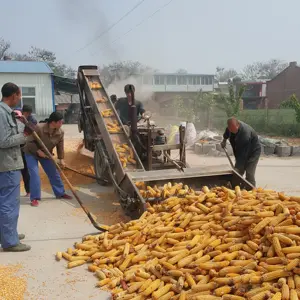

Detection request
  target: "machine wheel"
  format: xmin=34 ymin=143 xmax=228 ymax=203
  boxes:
xmin=94 ymin=141 xmax=111 ymax=185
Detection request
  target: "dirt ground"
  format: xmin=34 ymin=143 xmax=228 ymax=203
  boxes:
xmin=2 ymin=124 xmax=300 ymax=299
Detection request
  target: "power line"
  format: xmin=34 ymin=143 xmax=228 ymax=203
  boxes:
xmin=75 ymin=0 xmax=147 ymax=53
xmin=91 ymin=0 xmax=175 ymax=57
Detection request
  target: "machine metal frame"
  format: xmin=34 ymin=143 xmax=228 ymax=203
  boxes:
xmin=77 ymin=65 xmax=253 ymax=218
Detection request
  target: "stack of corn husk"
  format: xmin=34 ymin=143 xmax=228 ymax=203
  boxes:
xmin=56 ymin=183 xmax=300 ymax=300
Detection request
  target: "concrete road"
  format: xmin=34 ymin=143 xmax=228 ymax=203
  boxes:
xmin=1 ymin=125 xmax=300 ymax=299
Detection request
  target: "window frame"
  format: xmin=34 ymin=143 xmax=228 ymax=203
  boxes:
xmin=16 ymin=86 xmax=37 ymax=114
xmin=154 ymin=75 xmax=165 ymax=85
xmin=166 ymin=75 xmax=176 ymax=85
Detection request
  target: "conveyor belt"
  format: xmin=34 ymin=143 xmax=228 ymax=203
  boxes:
xmin=77 ymin=66 xmax=144 ymax=184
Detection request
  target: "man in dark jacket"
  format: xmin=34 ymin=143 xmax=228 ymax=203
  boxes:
xmin=221 ymin=117 xmax=261 ymax=186
xmin=115 ymin=84 xmax=145 ymax=125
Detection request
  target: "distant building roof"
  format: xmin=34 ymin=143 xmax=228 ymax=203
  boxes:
xmin=0 ymin=61 xmax=53 ymax=74
xmin=153 ymin=73 xmax=214 ymax=76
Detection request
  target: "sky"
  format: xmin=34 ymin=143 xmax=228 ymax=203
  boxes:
xmin=1 ymin=0 xmax=300 ymax=74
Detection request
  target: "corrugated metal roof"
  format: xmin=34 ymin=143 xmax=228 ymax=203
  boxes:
xmin=0 ymin=61 xmax=53 ymax=74
xmin=55 ymin=93 xmax=80 ymax=104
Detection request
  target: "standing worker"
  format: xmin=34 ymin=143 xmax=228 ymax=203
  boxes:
xmin=20 ymin=105 xmax=37 ymax=197
xmin=115 ymin=84 xmax=145 ymax=125
xmin=221 ymin=117 xmax=261 ymax=187
xmin=110 ymin=94 xmax=118 ymax=105
xmin=0 ymin=83 xmax=31 ymax=252
xmin=22 ymin=104 xmax=37 ymax=125
xmin=23 ymin=112 xmax=72 ymax=207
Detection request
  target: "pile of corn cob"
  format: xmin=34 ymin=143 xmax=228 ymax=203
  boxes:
xmin=56 ymin=183 xmax=300 ymax=300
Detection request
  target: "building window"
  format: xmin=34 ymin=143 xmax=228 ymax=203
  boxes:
xmin=154 ymin=75 xmax=165 ymax=85
xmin=202 ymin=77 xmax=209 ymax=85
xmin=177 ymin=76 xmax=186 ymax=85
xmin=167 ymin=75 xmax=176 ymax=85
xmin=188 ymin=76 xmax=201 ymax=85
xmin=208 ymin=76 xmax=213 ymax=85
xmin=17 ymin=87 xmax=36 ymax=113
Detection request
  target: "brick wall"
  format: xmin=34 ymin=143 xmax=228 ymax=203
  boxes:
xmin=267 ymin=62 xmax=300 ymax=108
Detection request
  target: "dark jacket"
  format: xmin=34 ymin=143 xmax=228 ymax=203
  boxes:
xmin=115 ymin=97 xmax=145 ymax=125
xmin=223 ymin=121 xmax=261 ymax=170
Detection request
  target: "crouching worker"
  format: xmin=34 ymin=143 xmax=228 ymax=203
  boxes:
xmin=23 ymin=112 xmax=72 ymax=207
xmin=221 ymin=117 xmax=261 ymax=187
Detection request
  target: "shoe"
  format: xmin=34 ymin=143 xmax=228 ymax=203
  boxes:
xmin=3 ymin=243 xmax=31 ymax=252
xmin=18 ymin=234 xmax=25 ymax=240
xmin=57 ymin=194 xmax=73 ymax=200
xmin=30 ymin=200 xmax=39 ymax=207
xmin=25 ymin=193 xmax=30 ymax=197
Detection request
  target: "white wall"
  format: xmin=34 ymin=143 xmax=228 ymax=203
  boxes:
xmin=0 ymin=73 xmax=54 ymax=118
xmin=152 ymin=84 xmax=214 ymax=92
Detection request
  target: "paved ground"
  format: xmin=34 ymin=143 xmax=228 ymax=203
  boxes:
xmin=1 ymin=125 xmax=300 ymax=299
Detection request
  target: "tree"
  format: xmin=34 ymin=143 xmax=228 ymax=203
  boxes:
xmin=9 ymin=53 xmax=32 ymax=61
xmin=216 ymin=67 xmax=238 ymax=82
xmin=280 ymin=94 xmax=300 ymax=123
xmin=194 ymin=91 xmax=216 ymax=128
xmin=0 ymin=37 xmax=76 ymax=78
xmin=174 ymin=91 xmax=216 ymax=127
xmin=242 ymin=59 xmax=288 ymax=80
xmin=215 ymin=83 xmax=245 ymax=117
xmin=0 ymin=37 xmax=11 ymax=60
xmin=176 ymin=69 xmax=188 ymax=74
xmin=100 ymin=61 xmax=154 ymax=86
xmin=28 ymin=46 xmax=56 ymax=62
xmin=27 ymin=47 xmax=76 ymax=78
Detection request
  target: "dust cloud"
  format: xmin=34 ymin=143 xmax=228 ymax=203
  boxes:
xmin=106 ymin=74 xmax=155 ymax=103
xmin=53 ymin=0 xmax=119 ymax=61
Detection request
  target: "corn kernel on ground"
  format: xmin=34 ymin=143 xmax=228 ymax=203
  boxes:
xmin=0 ymin=264 xmax=27 ymax=300
xmin=57 ymin=183 xmax=300 ymax=299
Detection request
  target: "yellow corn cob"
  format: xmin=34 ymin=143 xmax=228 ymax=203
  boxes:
xmin=272 ymin=236 xmax=285 ymax=257
xmin=290 ymin=289 xmax=299 ymax=300
xmin=142 ymin=279 xmax=160 ymax=296
xmin=214 ymin=285 xmax=231 ymax=296
xmin=271 ymin=292 xmax=282 ymax=300
xmin=281 ymin=283 xmax=289 ymax=300
xmin=56 ymin=184 xmax=300 ymax=299
xmin=67 ymin=260 xmax=86 ymax=268
xmin=262 ymin=270 xmax=292 ymax=282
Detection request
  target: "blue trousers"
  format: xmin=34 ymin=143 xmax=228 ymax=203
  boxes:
xmin=0 ymin=170 xmax=21 ymax=248
xmin=25 ymin=154 xmax=65 ymax=201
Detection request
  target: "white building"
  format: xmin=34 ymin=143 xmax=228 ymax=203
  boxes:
xmin=0 ymin=61 xmax=55 ymax=119
xmin=135 ymin=73 xmax=215 ymax=93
